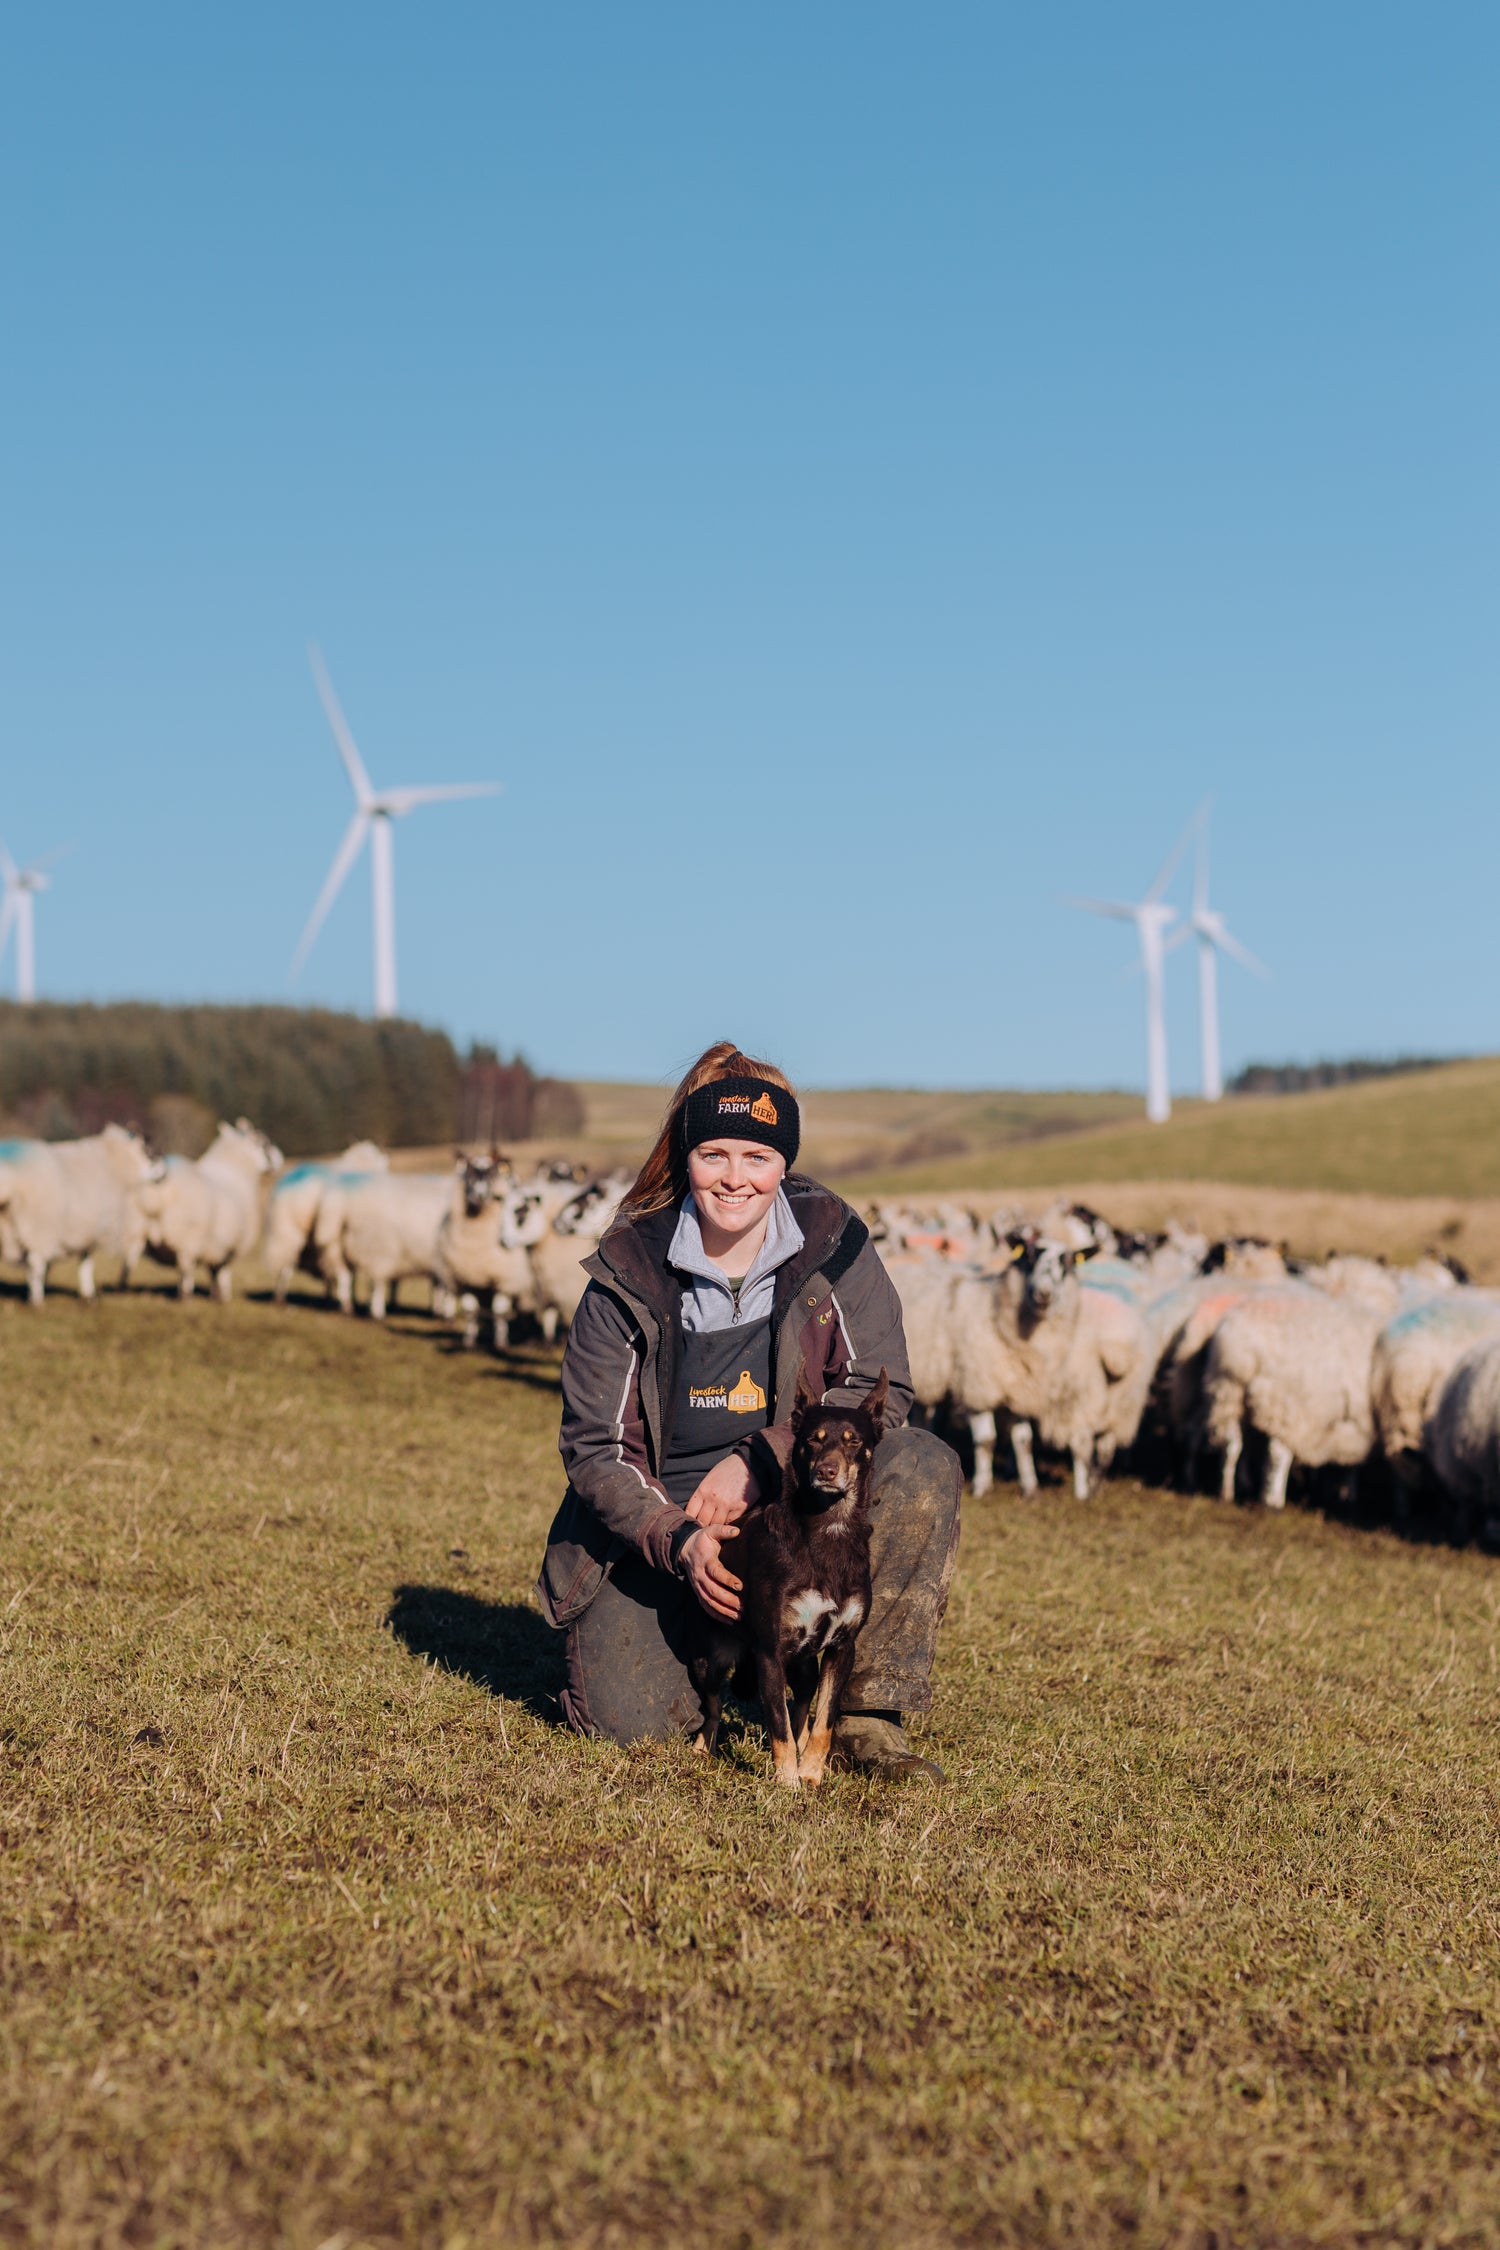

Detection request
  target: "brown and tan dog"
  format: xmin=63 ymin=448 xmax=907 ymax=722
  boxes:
xmin=690 ymin=1368 xmax=888 ymax=1788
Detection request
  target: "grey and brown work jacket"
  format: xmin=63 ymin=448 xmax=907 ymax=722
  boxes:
xmin=534 ymin=1175 xmax=913 ymax=1628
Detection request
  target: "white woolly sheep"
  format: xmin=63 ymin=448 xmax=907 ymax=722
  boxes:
xmin=0 ymin=1125 xmax=157 ymax=1303
xmin=1201 ymin=1285 xmax=1388 ymax=1509
xmin=314 ymin=1166 xmax=459 ymax=1319
xmin=1425 ymin=1335 xmax=1500 ymax=1541
xmin=136 ymin=1120 xmax=284 ymax=1301
xmin=1371 ymin=1288 xmax=1500 ymax=1483
xmin=261 ymin=1141 xmax=389 ymax=1306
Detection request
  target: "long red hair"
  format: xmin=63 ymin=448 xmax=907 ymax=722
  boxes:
xmin=621 ymin=1040 xmax=798 ymax=1221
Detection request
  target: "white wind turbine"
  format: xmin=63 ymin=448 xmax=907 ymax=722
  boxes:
xmin=291 ymin=645 xmax=501 ymax=1020
xmin=1170 ymin=804 xmax=1269 ymax=1102
xmin=0 ymin=839 xmax=69 ymax=1005
xmin=1065 ymin=823 xmax=1195 ymax=1125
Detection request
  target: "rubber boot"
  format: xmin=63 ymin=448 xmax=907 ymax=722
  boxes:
xmin=830 ymin=1710 xmax=945 ymax=1783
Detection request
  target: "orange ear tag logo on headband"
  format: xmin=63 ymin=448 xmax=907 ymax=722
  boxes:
xmin=728 ymin=1370 xmax=766 ymax=1413
xmin=750 ymin=1091 xmax=779 ymax=1125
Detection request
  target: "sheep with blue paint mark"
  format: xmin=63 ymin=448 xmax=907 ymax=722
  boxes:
xmin=261 ymin=1141 xmax=389 ymax=1305
xmin=1371 ymin=1287 xmax=1500 ymax=1485
xmin=0 ymin=1125 xmax=158 ymax=1303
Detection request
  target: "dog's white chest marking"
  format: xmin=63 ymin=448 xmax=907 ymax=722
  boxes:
xmin=786 ymin=1590 xmax=835 ymax=1647
xmin=784 ymin=1588 xmax=864 ymax=1652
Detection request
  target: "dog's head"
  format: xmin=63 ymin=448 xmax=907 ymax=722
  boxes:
xmin=788 ymin=1368 xmax=889 ymax=1509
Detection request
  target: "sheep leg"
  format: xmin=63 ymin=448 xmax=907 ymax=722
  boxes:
xmin=1072 ymin=1449 xmax=1093 ymax=1501
xmin=1009 ymin=1418 xmax=1038 ymax=1496
xmin=369 ymin=1278 xmax=388 ymax=1321
xmin=433 ymin=1284 xmax=456 ymax=1321
xmin=334 ymin=1266 xmax=353 ymax=1315
xmin=492 ymin=1296 xmax=512 ymax=1351
xmin=77 ymin=1256 xmax=96 ymax=1303
xmin=1262 ymin=1437 xmax=1294 ymax=1511
xmin=1218 ymin=1422 xmax=1242 ymax=1502
xmin=214 ymin=1264 xmax=233 ymax=1305
xmin=25 ymin=1252 xmax=45 ymax=1307
xmin=273 ymin=1266 xmax=292 ymax=1308
xmin=178 ymin=1260 xmax=195 ymax=1302
xmin=540 ymin=1306 xmax=559 ymax=1344
xmin=459 ymin=1293 xmax=480 ymax=1349
xmin=968 ymin=1409 xmax=996 ymax=1497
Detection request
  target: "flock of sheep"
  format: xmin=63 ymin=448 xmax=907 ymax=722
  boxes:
xmin=5 ymin=1119 xmax=1500 ymax=1546
xmin=873 ymin=1198 xmax=1500 ymax=1542
xmin=0 ymin=1120 xmax=629 ymax=1348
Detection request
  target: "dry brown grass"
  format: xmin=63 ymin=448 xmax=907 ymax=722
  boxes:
xmin=6 ymin=1291 xmax=1500 ymax=2243
xmin=847 ymin=1058 xmax=1500 ymax=1202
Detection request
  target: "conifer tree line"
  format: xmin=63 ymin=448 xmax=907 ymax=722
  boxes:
xmin=0 ymin=1002 xmax=584 ymax=1157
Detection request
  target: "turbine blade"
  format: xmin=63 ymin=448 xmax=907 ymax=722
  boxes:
xmin=308 ymin=644 xmax=375 ymax=807
xmin=1192 ymin=800 xmax=1212 ymax=917
xmin=1060 ymin=895 xmax=1136 ymax=920
xmin=0 ymin=891 xmax=15 ymax=960
xmin=23 ymin=842 xmax=74 ymax=878
xmin=1145 ymin=811 xmax=1198 ymax=902
xmin=290 ymin=811 xmax=370 ymax=979
xmin=1163 ymin=924 xmax=1193 ymax=954
xmin=382 ymin=781 xmax=503 ymax=817
xmin=0 ymin=838 xmax=17 ymax=885
xmin=1214 ymin=926 xmax=1270 ymax=978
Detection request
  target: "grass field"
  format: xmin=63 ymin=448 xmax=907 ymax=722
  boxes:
xmin=540 ymin=1060 xmax=1500 ymax=1205
xmin=839 ymin=1058 xmax=1500 ymax=1201
xmin=8 ymin=1294 xmax=1500 ymax=2245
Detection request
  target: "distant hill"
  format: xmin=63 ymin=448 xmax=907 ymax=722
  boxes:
xmin=838 ymin=1057 xmax=1500 ymax=1201
xmin=571 ymin=1081 xmax=1139 ymax=1183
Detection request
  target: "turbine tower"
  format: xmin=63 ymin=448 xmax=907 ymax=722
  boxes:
xmin=1065 ymin=825 xmax=1193 ymax=1125
xmin=1174 ymin=804 xmax=1268 ymax=1102
xmin=292 ymin=645 xmax=500 ymax=1019
xmin=0 ymin=840 xmax=67 ymax=1005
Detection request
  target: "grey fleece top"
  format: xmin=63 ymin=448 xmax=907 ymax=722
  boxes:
xmin=667 ymin=1189 xmax=805 ymax=1332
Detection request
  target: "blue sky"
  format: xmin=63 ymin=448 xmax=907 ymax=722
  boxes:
xmin=2 ymin=4 xmax=1495 ymax=1092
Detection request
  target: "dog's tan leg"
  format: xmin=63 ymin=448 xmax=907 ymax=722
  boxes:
xmin=798 ymin=1660 xmax=840 ymax=1787
xmin=756 ymin=1651 xmax=801 ymax=1789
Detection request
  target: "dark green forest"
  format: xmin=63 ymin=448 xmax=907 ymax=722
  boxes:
xmin=0 ymin=1003 xmax=582 ymax=1156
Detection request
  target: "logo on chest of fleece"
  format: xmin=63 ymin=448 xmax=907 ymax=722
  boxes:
xmin=688 ymin=1370 xmax=767 ymax=1414
xmin=714 ymin=1090 xmax=779 ymax=1125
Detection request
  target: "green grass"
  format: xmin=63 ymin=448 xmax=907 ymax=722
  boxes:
xmin=7 ymin=1294 xmax=1500 ymax=2244
xmin=844 ymin=1056 xmax=1500 ymax=1200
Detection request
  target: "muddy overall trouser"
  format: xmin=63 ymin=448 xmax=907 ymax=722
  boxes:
xmin=558 ymin=1425 xmax=962 ymax=1744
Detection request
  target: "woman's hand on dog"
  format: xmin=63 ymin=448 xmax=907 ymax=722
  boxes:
xmin=685 ymin=1452 xmax=761 ymax=1531
xmin=680 ymin=1526 xmax=744 ymax=1622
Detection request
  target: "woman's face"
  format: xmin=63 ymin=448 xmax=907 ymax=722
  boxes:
xmin=688 ymin=1139 xmax=786 ymax=1243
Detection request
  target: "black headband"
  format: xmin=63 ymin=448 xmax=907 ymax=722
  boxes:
xmin=679 ymin=1076 xmax=800 ymax=1171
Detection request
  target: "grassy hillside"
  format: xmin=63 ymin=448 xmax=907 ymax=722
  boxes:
xmin=572 ymin=1081 xmax=1140 ymax=1180
xmin=7 ymin=1299 xmax=1500 ymax=2243
xmin=842 ymin=1057 xmax=1500 ymax=1200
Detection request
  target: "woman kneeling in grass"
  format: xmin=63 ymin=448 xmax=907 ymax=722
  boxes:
xmin=535 ymin=1041 xmax=960 ymax=1781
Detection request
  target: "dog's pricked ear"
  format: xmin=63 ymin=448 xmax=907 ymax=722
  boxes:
xmin=794 ymin=1365 xmax=822 ymax=1416
xmin=864 ymin=1366 xmax=890 ymax=1434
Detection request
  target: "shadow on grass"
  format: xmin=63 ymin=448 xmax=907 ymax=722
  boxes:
xmin=387 ymin=1586 xmax=564 ymax=1720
